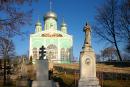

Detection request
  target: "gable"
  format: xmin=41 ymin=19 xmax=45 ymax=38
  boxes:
xmin=30 ymin=30 xmax=72 ymax=38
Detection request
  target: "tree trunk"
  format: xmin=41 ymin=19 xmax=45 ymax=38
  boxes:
xmin=111 ymin=0 xmax=122 ymax=61
xmin=114 ymin=41 xmax=122 ymax=61
xmin=3 ymin=56 xmax=6 ymax=86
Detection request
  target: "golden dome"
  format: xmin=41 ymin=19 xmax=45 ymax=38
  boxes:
xmin=44 ymin=11 xmax=57 ymax=21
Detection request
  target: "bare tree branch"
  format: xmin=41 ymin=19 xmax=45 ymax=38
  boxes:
xmin=94 ymin=0 xmax=123 ymax=61
xmin=0 ymin=0 xmax=37 ymax=38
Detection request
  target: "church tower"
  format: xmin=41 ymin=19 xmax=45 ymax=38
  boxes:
xmin=61 ymin=18 xmax=67 ymax=33
xmin=44 ymin=11 xmax=57 ymax=31
xmin=35 ymin=20 xmax=42 ymax=32
xmin=44 ymin=0 xmax=57 ymax=31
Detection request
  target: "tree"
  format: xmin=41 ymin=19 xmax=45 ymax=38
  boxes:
xmin=0 ymin=38 xmax=15 ymax=58
xmin=101 ymin=47 xmax=118 ymax=61
xmin=0 ymin=38 xmax=15 ymax=85
xmin=122 ymin=53 xmax=130 ymax=61
xmin=120 ymin=0 xmax=130 ymax=39
xmin=0 ymin=0 xmax=38 ymax=38
xmin=0 ymin=0 xmax=38 ymax=85
xmin=29 ymin=56 xmax=33 ymax=64
xmin=120 ymin=0 xmax=130 ymax=53
xmin=94 ymin=0 xmax=123 ymax=61
xmin=126 ymin=41 xmax=130 ymax=53
xmin=96 ymin=54 xmax=101 ymax=62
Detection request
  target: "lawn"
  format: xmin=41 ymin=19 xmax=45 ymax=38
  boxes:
xmin=53 ymin=63 xmax=130 ymax=87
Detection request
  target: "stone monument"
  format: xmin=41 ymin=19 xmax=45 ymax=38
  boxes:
xmin=78 ymin=22 xmax=100 ymax=87
xmin=32 ymin=59 xmax=53 ymax=87
xmin=32 ymin=46 xmax=53 ymax=87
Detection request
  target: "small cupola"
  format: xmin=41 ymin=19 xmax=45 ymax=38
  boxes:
xmin=61 ymin=18 xmax=67 ymax=33
xmin=35 ymin=19 xmax=42 ymax=32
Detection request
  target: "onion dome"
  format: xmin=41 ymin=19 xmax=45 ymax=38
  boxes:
xmin=44 ymin=11 xmax=57 ymax=21
xmin=35 ymin=19 xmax=42 ymax=32
xmin=35 ymin=21 xmax=42 ymax=26
xmin=61 ymin=18 xmax=67 ymax=33
xmin=61 ymin=17 xmax=67 ymax=27
xmin=61 ymin=22 xmax=67 ymax=27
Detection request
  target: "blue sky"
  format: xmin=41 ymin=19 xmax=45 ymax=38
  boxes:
xmin=13 ymin=0 xmax=107 ymax=58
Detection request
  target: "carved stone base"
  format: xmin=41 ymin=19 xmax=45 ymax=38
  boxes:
xmin=78 ymin=78 xmax=101 ymax=87
xmin=36 ymin=59 xmax=49 ymax=81
xmin=32 ymin=81 xmax=52 ymax=87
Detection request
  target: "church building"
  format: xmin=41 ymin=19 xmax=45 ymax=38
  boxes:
xmin=29 ymin=10 xmax=73 ymax=63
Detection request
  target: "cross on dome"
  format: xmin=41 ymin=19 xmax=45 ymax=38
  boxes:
xmin=49 ymin=0 xmax=52 ymax=12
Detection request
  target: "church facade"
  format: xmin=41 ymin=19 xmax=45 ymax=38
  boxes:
xmin=29 ymin=11 xmax=73 ymax=63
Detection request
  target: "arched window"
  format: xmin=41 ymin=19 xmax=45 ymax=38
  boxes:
xmin=46 ymin=44 xmax=58 ymax=60
xmin=61 ymin=48 xmax=65 ymax=60
xmin=32 ymin=48 xmax=38 ymax=59
xmin=66 ymin=48 xmax=70 ymax=60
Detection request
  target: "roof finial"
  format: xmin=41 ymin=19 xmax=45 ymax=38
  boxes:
xmin=61 ymin=16 xmax=67 ymax=27
xmin=86 ymin=21 xmax=89 ymax=26
xmin=62 ymin=16 xmax=65 ymax=23
xmin=38 ymin=15 xmax=40 ymax=22
xmin=36 ymin=15 xmax=41 ymax=26
xmin=49 ymin=0 xmax=52 ymax=12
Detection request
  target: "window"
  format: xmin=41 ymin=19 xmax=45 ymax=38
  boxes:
xmin=46 ymin=44 xmax=58 ymax=60
xmin=61 ymin=48 xmax=65 ymax=60
xmin=66 ymin=48 xmax=70 ymax=60
xmin=32 ymin=48 xmax=38 ymax=59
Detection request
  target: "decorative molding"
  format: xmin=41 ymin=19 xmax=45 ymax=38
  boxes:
xmin=41 ymin=33 xmax=63 ymax=37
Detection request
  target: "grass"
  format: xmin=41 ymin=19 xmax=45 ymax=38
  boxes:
xmin=54 ymin=63 xmax=130 ymax=74
xmin=103 ymin=80 xmax=130 ymax=87
xmin=53 ymin=63 xmax=130 ymax=87
xmin=0 ymin=80 xmax=16 ymax=87
xmin=53 ymin=71 xmax=130 ymax=87
xmin=53 ymin=72 xmax=79 ymax=87
xmin=0 ymin=63 xmax=130 ymax=87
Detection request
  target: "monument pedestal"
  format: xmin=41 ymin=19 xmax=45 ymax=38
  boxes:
xmin=78 ymin=78 xmax=100 ymax=87
xmin=78 ymin=23 xmax=100 ymax=87
xmin=36 ymin=60 xmax=49 ymax=81
xmin=32 ymin=59 xmax=53 ymax=87
xmin=32 ymin=81 xmax=52 ymax=87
